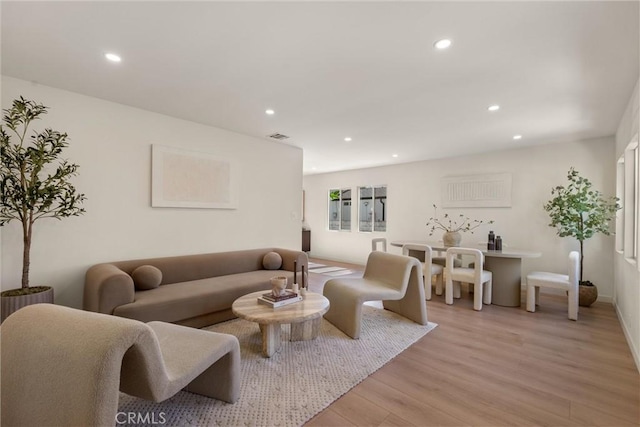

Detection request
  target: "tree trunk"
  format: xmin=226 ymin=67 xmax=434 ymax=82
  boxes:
xmin=579 ymin=239 xmax=584 ymax=283
xmin=21 ymin=220 xmax=32 ymax=288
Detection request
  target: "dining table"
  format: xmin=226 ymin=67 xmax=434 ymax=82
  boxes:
xmin=390 ymin=240 xmax=541 ymax=307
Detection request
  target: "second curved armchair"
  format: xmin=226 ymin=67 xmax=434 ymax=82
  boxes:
xmin=323 ymin=251 xmax=428 ymax=339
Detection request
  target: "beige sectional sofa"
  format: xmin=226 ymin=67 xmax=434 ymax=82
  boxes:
xmin=84 ymin=248 xmax=308 ymax=328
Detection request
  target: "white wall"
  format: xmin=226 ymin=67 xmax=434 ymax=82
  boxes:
xmin=304 ymin=137 xmax=616 ymax=300
xmin=1 ymin=76 xmax=303 ymax=308
xmin=614 ymin=77 xmax=640 ymax=370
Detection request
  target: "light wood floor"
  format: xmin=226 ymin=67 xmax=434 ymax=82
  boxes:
xmin=305 ymin=258 xmax=640 ymax=427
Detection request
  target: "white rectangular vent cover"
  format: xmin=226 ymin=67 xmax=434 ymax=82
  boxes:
xmin=441 ymin=173 xmax=512 ymax=208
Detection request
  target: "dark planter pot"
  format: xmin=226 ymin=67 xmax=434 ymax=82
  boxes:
xmin=579 ymin=284 xmax=598 ymax=307
xmin=1 ymin=286 xmax=54 ymax=323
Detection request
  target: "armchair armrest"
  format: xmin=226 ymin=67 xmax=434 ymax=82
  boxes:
xmin=83 ymin=264 xmax=135 ymax=314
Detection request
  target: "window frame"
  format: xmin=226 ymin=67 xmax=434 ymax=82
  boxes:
xmin=327 ymin=188 xmax=352 ymax=231
xmin=357 ymin=185 xmax=387 ymax=233
xmin=622 ymin=135 xmax=639 ymax=265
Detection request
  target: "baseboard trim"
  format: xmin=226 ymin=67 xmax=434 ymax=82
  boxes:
xmin=307 ymin=252 xmax=364 ymax=267
xmin=614 ymin=300 xmax=640 ymax=373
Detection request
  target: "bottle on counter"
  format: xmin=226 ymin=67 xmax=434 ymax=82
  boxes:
xmin=495 ymin=236 xmax=503 ymax=251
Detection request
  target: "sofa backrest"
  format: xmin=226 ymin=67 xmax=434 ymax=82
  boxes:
xmin=108 ymin=248 xmax=298 ymax=286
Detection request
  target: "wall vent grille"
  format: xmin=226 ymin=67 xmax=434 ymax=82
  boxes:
xmin=268 ymin=133 xmax=290 ymax=140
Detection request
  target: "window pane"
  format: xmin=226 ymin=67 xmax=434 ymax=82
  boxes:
xmin=374 ymin=186 xmax=387 ymax=231
xmin=328 ymin=189 xmax=340 ymax=230
xmin=359 ymin=187 xmax=373 ymax=232
xmin=341 ymin=189 xmax=351 ymax=231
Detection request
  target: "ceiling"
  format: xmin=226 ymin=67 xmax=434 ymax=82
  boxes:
xmin=2 ymin=1 xmax=638 ymax=175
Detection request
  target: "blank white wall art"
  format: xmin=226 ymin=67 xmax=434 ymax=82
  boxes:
xmin=151 ymin=145 xmax=238 ymax=209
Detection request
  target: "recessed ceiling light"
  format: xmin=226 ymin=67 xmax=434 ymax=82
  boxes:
xmin=265 ymin=109 xmax=275 ymax=115
xmin=344 ymin=137 xmax=352 ymax=142
xmin=434 ymin=39 xmax=452 ymax=50
xmin=392 ymin=154 xmax=399 ymax=158
xmin=487 ymin=105 xmax=500 ymax=112
xmin=104 ymin=53 xmax=121 ymax=62
xmin=513 ymin=135 xmax=523 ymax=140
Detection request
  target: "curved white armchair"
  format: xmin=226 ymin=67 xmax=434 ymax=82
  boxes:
xmin=371 ymin=237 xmax=387 ymax=252
xmin=445 ymin=247 xmax=492 ymax=311
xmin=323 ymin=251 xmax=428 ymax=339
xmin=402 ymin=243 xmax=444 ymax=300
xmin=526 ymin=251 xmax=579 ymax=320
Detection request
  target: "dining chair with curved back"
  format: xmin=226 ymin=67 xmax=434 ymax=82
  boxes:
xmin=402 ymin=243 xmax=444 ymax=300
xmin=526 ymin=251 xmax=579 ymax=320
xmin=445 ymin=247 xmax=492 ymax=311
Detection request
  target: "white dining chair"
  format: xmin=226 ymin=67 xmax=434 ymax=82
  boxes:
xmin=445 ymin=247 xmax=492 ymax=311
xmin=432 ymin=245 xmax=462 ymax=268
xmin=526 ymin=251 xmax=579 ymax=320
xmin=402 ymin=243 xmax=444 ymax=300
xmin=371 ymin=238 xmax=387 ymax=252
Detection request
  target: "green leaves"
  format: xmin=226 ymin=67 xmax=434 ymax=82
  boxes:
xmin=543 ymin=167 xmax=620 ymax=282
xmin=0 ymin=97 xmax=86 ymax=286
xmin=544 ymin=167 xmax=619 ymax=241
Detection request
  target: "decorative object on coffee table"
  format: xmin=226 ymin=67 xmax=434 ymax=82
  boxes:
xmin=0 ymin=97 xmax=86 ymax=322
xmin=426 ymin=204 xmax=493 ymax=247
xmin=270 ymin=276 xmax=287 ymax=297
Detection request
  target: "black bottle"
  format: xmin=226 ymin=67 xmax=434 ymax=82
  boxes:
xmin=487 ymin=231 xmax=495 ymax=250
xmin=495 ymin=236 xmax=503 ymax=251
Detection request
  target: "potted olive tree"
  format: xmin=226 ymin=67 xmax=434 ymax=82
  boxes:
xmin=0 ymin=97 xmax=86 ymax=322
xmin=543 ymin=167 xmax=620 ymax=306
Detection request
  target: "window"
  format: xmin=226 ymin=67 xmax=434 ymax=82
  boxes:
xmin=622 ymin=136 xmax=639 ymax=263
xmin=616 ymin=157 xmax=625 ymax=253
xmin=358 ymin=185 xmax=387 ymax=232
xmin=328 ymin=188 xmax=351 ymax=231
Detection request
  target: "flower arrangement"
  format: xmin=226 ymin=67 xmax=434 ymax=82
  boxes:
xmin=426 ymin=204 xmax=493 ymax=236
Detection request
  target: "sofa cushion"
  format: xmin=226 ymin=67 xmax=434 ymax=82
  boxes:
xmin=113 ymin=270 xmax=294 ymax=323
xmin=262 ymin=252 xmax=283 ymax=270
xmin=132 ymin=265 xmax=163 ymax=290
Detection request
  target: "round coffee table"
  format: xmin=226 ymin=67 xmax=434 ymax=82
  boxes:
xmin=231 ymin=291 xmax=330 ymax=357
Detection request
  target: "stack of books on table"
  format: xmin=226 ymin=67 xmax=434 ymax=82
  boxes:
xmin=257 ymin=290 xmax=302 ymax=308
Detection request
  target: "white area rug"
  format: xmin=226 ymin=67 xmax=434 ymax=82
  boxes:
xmin=118 ymin=306 xmax=437 ymax=427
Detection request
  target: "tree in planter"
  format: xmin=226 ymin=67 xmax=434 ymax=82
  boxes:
xmin=543 ymin=167 xmax=620 ymax=286
xmin=0 ymin=97 xmax=86 ymax=294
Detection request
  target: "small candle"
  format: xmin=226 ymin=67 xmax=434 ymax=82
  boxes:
xmin=293 ymin=260 xmax=298 ymax=285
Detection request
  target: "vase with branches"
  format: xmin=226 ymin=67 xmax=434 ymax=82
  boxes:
xmin=1 ymin=96 xmax=86 ymax=296
xmin=426 ymin=204 xmax=493 ymax=246
xmin=543 ymin=167 xmax=620 ymax=287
